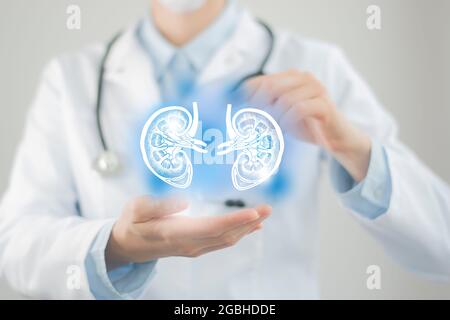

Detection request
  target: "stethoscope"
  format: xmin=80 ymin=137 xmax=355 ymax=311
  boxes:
xmin=93 ymin=20 xmax=275 ymax=207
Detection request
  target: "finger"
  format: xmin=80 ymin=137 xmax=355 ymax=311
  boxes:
xmin=137 ymin=207 xmax=255 ymax=240
xmin=249 ymin=223 xmax=263 ymax=233
xmin=221 ymin=204 xmax=271 ymax=239
xmin=218 ymin=206 xmax=269 ymax=238
xmin=166 ymin=208 xmax=258 ymax=239
xmin=247 ymin=75 xmax=305 ymax=104
xmin=270 ymin=86 xmax=323 ymax=121
xmin=243 ymin=75 xmax=266 ymax=99
xmin=275 ymin=85 xmax=323 ymax=109
xmin=247 ymin=76 xmax=285 ymax=107
xmin=195 ymin=243 xmax=231 ymax=256
xmin=245 ymin=77 xmax=274 ymax=108
xmin=189 ymin=204 xmax=271 ymax=239
xmin=150 ymin=205 xmax=270 ymax=246
xmin=244 ymin=69 xmax=308 ymax=95
xmin=279 ymin=98 xmax=328 ymax=131
xmin=221 ymin=217 xmax=265 ymax=242
xmin=243 ymin=73 xmax=289 ymax=104
xmin=253 ymin=204 xmax=272 ymax=220
xmin=196 ymin=224 xmax=264 ymax=256
xmin=211 ymin=204 xmax=270 ymax=234
xmin=195 ymin=205 xmax=271 ymax=247
xmin=244 ymin=70 xmax=314 ymax=105
xmin=196 ymin=209 xmax=260 ymax=238
xmin=131 ymin=195 xmax=190 ymax=223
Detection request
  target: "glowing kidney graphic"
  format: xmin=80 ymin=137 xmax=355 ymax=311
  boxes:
xmin=217 ymin=104 xmax=284 ymax=191
xmin=140 ymin=102 xmax=207 ymax=188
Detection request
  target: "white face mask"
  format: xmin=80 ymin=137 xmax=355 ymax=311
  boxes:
xmin=158 ymin=0 xmax=208 ymax=14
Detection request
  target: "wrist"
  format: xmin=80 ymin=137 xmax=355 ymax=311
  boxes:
xmin=105 ymin=224 xmax=132 ymax=271
xmin=331 ymin=127 xmax=372 ymax=182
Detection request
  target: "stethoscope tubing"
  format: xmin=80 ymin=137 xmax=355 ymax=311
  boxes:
xmin=96 ymin=32 xmax=122 ymax=151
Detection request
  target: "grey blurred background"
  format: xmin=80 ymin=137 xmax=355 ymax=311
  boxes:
xmin=0 ymin=0 xmax=449 ymax=299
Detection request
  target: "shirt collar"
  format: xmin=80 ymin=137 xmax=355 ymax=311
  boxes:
xmin=137 ymin=0 xmax=240 ymax=80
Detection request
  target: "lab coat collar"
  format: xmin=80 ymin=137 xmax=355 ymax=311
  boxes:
xmin=197 ymin=10 xmax=271 ymax=84
xmin=102 ymin=9 xmax=268 ymax=98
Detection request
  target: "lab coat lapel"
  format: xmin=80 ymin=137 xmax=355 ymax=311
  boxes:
xmin=103 ymin=22 xmax=161 ymax=109
xmin=101 ymin=12 xmax=268 ymax=103
xmin=198 ymin=11 xmax=270 ymax=85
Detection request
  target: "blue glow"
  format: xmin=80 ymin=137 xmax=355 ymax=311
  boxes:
xmin=127 ymin=80 xmax=294 ymax=201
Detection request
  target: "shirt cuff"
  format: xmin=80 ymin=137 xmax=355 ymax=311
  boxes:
xmin=85 ymin=220 xmax=156 ymax=299
xmin=330 ymin=140 xmax=392 ymax=220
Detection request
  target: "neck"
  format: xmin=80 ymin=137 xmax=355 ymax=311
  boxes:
xmin=151 ymin=0 xmax=226 ymax=47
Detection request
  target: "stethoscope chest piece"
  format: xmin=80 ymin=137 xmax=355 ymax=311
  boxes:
xmin=93 ymin=151 xmax=121 ymax=176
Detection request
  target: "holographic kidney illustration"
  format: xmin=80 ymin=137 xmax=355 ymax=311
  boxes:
xmin=217 ymin=104 xmax=284 ymax=191
xmin=140 ymin=102 xmax=207 ymax=188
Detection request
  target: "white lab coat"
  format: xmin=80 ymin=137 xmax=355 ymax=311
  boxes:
xmin=0 ymin=11 xmax=449 ymax=299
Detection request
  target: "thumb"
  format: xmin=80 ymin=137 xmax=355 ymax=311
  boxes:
xmin=129 ymin=195 xmax=189 ymax=223
xmin=241 ymin=75 xmax=265 ymax=100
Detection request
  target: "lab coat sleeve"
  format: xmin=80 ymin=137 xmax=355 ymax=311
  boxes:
xmin=330 ymin=140 xmax=392 ymax=220
xmin=0 ymin=59 xmax=110 ymax=299
xmin=327 ymin=47 xmax=450 ymax=280
xmin=85 ymin=221 xmax=156 ymax=299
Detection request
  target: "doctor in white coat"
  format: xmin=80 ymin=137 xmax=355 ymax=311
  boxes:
xmin=0 ymin=0 xmax=449 ymax=299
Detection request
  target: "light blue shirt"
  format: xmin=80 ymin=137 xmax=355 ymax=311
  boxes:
xmin=85 ymin=1 xmax=392 ymax=299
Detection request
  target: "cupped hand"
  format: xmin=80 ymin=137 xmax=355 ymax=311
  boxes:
xmin=106 ymin=195 xmax=271 ymax=270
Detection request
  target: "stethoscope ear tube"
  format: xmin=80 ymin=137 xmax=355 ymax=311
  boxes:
xmin=230 ymin=20 xmax=274 ymax=92
xmin=96 ymin=32 xmax=122 ymax=151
